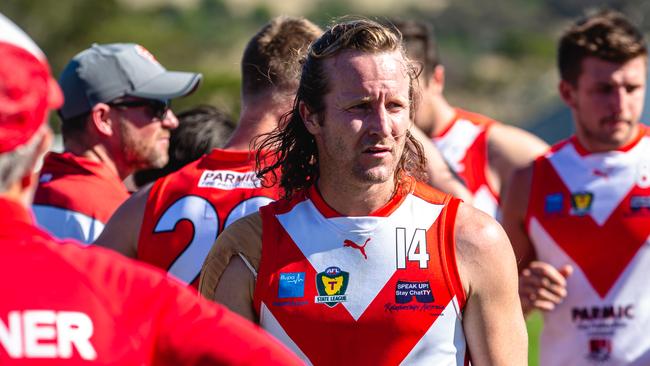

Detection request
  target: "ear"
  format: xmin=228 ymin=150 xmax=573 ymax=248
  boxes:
xmin=426 ymin=64 xmax=446 ymax=94
xmin=89 ymin=103 xmax=115 ymax=137
xmin=20 ymin=126 xmax=53 ymax=191
xmin=558 ymin=80 xmax=578 ymax=109
xmin=299 ymin=101 xmax=320 ymax=135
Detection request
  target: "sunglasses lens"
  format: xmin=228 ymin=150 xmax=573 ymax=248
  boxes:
xmin=152 ymin=100 xmax=170 ymax=120
xmin=109 ymin=99 xmax=170 ymax=119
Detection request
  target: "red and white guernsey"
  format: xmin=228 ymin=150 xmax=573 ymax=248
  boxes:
xmin=432 ymin=108 xmax=499 ymax=218
xmin=255 ymin=179 xmax=468 ymax=365
xmin=138 ymin=148 xmax=280 ymax=287
xmin=527 ymin=127 xmax=650 ymax=365
xmin=33 ymin=152 xmax=130 ymax=244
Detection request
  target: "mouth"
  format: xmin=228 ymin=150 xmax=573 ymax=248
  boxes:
xmin=157 ymin=136 xmax=170 ymax=145
xmin=602 ymin=116 xmax=631 ymax=127
xmin=363 ymin=145 xmax=392 ymax=157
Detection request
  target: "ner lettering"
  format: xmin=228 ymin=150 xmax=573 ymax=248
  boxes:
xmin=0 ymin=310 xmax=97 ymax=360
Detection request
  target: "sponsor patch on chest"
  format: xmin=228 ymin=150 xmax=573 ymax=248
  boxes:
xmin=395 ymin=280 xmax=434 ymax=304
xmin=278 ymin=272 xmax=305 ymax=298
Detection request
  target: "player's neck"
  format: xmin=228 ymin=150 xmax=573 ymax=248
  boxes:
xmin=316 ymin=176 xmax=397 ymax=216
xmin=574 ymin=124 xmax=641 ymax=153
xmin=429 ymin=96 xmax=456 ymax=136
xmin=3 ymin=178 xmax=35 ymax=209
xmin=224 ymin=103 xmax=288 ymax=151
xmin=64 ymin=140 xmax=124 ymax=179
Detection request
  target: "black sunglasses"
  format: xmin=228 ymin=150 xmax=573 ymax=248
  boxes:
xmin=108 ymin=99 xmax=171 ymax=120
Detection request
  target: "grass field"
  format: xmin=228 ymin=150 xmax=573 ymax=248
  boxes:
xmin=527 ymin=312 xmax=543 ymax=366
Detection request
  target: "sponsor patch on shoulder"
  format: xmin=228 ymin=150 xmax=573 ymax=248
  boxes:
xmin=198 ymin=170 xmax=261 ymax=190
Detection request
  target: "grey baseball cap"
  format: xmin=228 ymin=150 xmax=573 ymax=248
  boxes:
xmin=58 ymin=43 xmax=202 ymax=120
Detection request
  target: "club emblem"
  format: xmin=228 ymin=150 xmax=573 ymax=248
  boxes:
xmin=315 ymin=266 xmax=349 ymax=307
xmin=571 ymin=192 xmax=593 ymax=216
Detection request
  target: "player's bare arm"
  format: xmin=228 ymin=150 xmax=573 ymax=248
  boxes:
xmin=455 ymin=202 xmax=527 ymax=365
xmin=501 ymin=164 xmax=535 ymax=271
xmin=501 ymin=165 xmax=571 ymax=315
xmin=410 ymin=125 xmax=474 ymax=203
xmin=93 ymin=183 xmax=151 ymax=257
xmin=487 ymin=124 xmax=548 ymax=199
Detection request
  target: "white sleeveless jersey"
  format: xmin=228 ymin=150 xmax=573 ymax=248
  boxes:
xmin=432 ymin=108 xmax=499 ymax=218
xmin=254 ymin=181 xmax=468 ymax=365
xmin=526 ymin=130 xmax=650 ymax=365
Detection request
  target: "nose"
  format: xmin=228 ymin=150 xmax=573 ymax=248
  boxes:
xmin=608 ymin=86 xmax=626 ymax=115
xmin=368 ymin=105 xmax=392 ymax=138
xmin=162 ymin=110 xmax=179 ymax=130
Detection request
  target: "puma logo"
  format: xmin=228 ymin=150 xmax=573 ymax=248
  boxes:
xmin=592 ymin=169 xmax=610 ymax=179
xmin=343 ymin=238 xmax=371 ymax=259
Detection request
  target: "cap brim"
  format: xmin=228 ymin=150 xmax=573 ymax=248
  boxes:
xmin=129 ymin=71 xmax=202 ymax=101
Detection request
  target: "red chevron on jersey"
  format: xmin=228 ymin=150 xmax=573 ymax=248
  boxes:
xmin=138 ymin=149 xmax=281 ymax=287
xmin=526 ymin=128 xmax=650 ymax=365
xmin=33 ymin=152 xmax=129 ymax=243
xmin=255 ymin=180 xmax=467 ymax=365
xmin=432 ymin=108 xmax=499 ymax=217
xmin=527 ymin=129 xmax=650 ymax=297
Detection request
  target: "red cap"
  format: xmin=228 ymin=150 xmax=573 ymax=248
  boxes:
xmin=0 ymin=42 xmax=62 ymax=153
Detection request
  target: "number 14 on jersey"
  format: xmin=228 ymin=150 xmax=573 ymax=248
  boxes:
xmin=396 ymin=227 xmax=430 ymax=269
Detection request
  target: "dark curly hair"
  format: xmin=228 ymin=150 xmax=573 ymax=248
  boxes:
xmin=255 ymin=18 xmax=427 ymax=199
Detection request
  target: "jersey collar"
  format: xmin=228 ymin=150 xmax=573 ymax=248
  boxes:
xmin=306 ymin=177 xmax=414 ymax=218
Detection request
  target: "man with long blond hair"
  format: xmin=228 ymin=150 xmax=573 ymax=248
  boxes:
xmin=201 ymin=18 xmax=526 ymax=365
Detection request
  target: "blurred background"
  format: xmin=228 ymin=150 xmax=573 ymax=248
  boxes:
xmin=4 ymin=0 xmax=650 ymax=145
xmin=3 ymin=1 xmax=650 ymax=364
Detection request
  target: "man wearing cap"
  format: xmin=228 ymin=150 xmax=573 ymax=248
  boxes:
xmin=0 ymin=12 xmax=304 ymax=365
xmin=32 ymin=43 xmax=201 ymax=243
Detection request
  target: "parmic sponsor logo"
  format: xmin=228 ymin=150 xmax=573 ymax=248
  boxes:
xmin=544 ymin=193 xmax=564 ymax=214
xmin=571 ymin=191 xmax=594 ymax=216
xmin=587 ymin=338 xmax=612 ymax=362
xmin=572 ymin=305 xmax=634 ymax=322
xmin=278 ymin=272 xmax=305 ymax=299
xmin=0 ymin=310 xmax=97 ymax=360
xmin=395 ymin=280 xmax=434 ymax=304
xmin=315 ymin=266 xmax=349 ymax=308
xmin=198 ymin=170 xmax=261 ymax=190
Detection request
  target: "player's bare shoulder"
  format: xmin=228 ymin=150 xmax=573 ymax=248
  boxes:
xmin=454 ymin=202 xmax=518 ymax=294
xmin=93 ymin=182 xmax=153 ymax=256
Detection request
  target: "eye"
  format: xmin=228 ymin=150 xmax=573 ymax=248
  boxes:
xmin=595 ymin=84 xmax=614 ymax=94
xmin=386 ymin=101 xmax=406 ymax=112
xmin=625 ymin=84 xmax=641 ymax=93
xmin=347 ymin=102 xmax=372 ymax=112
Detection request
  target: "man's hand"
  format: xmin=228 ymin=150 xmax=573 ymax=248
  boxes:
xmin=519 ymin=261 xmax=573 ymax=315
